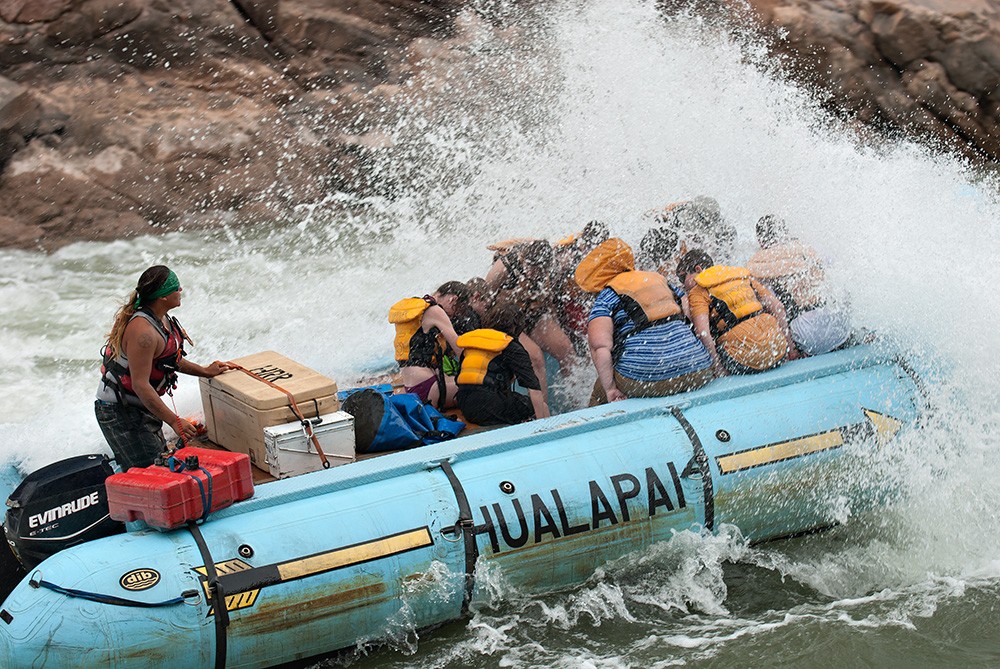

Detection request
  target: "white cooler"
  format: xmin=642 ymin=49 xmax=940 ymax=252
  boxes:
xmin=263 ymin=411 xmax=356 ymax=479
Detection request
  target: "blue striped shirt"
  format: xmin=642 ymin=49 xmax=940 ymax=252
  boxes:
xmin=589 ymin=287 xmax=712 ymax=382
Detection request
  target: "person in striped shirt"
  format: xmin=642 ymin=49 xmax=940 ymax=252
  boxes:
xmin=575 ymin=239 xmax=714 ymax=405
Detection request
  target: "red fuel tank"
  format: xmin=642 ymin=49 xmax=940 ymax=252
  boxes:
xmin=106 ymin=447 xmax=254 ymax=530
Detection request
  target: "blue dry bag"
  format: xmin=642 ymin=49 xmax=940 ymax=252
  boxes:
xmin=341 ymin=388 xmax=465 ymax=453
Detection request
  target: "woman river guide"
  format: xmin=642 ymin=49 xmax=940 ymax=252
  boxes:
xmin=95 ymin=265 xmax=233 ymax=470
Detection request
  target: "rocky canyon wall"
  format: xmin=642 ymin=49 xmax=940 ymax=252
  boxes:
xmin=2 ymin=0 xmax=999 ymax=250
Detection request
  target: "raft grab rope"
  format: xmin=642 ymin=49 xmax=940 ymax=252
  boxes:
xmin=29 ymin=572 xmax=199 ymax=608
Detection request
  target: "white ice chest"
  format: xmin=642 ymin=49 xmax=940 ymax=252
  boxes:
xmin=263 ymin=411 xmax=356 ymax=479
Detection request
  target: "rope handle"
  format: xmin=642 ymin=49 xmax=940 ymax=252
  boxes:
xmin=30 ymin=571 xmax=200 ymax=608
xmin=225 ymin=362 xmax=331 ymax=469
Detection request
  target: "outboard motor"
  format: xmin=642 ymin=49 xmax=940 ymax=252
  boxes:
xmin=4 ymin=454 xmax=125 ymax=570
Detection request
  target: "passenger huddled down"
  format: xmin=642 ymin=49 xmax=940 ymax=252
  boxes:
xmin=483 ymin=238 xmax=578 ymax=374
xmin=677 ymin=249 xmax=797 ymax=376
xmin=388 ymin=281 xmax=470 ymax=409
xmin=654 ymin=196 xmax=737 ymax=263
xmin=550 ymin=220 xmax=610 ymax=355
xmin=576 ymin=238 xmax=713 ymax=405
xmin=464 ymin=275 xmax=549 ymax=400
xmin=455 ymin=303 xmax=551 ymax=425
xmin=747 ymin=215 xmax=852 ymax=356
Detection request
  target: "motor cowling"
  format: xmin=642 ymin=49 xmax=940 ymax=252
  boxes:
xmin=4 ymin=454 xmax=125 ymax=570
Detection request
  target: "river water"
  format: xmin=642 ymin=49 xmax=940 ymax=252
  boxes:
xmin=2 ymin=0 xmax=1000 ymax=667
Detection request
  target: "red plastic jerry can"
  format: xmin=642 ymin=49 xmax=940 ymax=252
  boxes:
xmin=106 ymin=448 xmax=254 ymax=531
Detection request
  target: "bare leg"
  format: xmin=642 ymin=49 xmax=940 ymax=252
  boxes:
xmin=518 ymin=332 xmax=548 ymax=399
xmin=426 ymin=373 xmax=460 ymax=410
xmin=401 ymin=367 xmax=459 ymax=409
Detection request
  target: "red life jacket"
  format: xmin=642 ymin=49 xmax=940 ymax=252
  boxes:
xmin=100 ymin=310 xmax=185 ymax=406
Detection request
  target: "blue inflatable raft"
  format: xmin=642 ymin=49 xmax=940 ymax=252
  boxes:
xmin=0 ymin=345 xmax=921 ymax=668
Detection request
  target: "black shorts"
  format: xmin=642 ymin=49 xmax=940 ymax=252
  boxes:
xmin=456 ymin=387 xmax=534 ymax=426
xmin=94 ymin=400 xmax=166 ymax=471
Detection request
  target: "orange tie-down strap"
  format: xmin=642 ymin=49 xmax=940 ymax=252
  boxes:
xmin=227 ymin=363 xmax=331 ymax=469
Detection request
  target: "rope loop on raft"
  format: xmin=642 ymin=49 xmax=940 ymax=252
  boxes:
xmin=29 ymin=572 xmax=200 ymax=608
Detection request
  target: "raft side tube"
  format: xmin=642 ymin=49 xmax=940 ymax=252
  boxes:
xmin=205 ymin=346 xmax=909 ymax=521
xmin=0 ymin=346 xmax=921 ymax=668
xmin=0 ymin=465 xmax=468 ymax=669
xmin=686 ymin=363 xmax=919 ymax=540
xmin=0 ymin=531 xmax=212 ymax=667
xmin=445 ymin=360 xmax=918 ymax=593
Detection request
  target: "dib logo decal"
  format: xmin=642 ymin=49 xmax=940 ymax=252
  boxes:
xmin=119 ymin=568 xmax=160 ymax=591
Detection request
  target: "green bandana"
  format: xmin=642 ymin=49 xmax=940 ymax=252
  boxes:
xmin=135 ymin=270 xmax=180 ymax=308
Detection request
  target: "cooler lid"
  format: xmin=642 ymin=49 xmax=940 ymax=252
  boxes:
xmin=202 ymin=351 xmax=338 ymax=410
xmin=263 ymin=411 xmax=355 ymax=439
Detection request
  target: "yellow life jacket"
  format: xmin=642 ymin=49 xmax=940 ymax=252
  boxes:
xmin=746 ymin=241 xmax=824 ymax=316
xmin=388 ymin=297 xmax=434 ymax=364
xmin=694 ymin=266 xmax=764 ymax=337
xmin=456 ymin=329 xmax=513 ymax=386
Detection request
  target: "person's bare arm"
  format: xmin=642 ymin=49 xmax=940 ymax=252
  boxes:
xmin=423 ymin=305 xmax=464 ymax=357
xmin=518 ymin=332 xmax=548 ymax=398
xmin=529 ymin=314 xmax=576 ymax=374
xmin=528 ymin=388 xmax=550 ymax=418
xmin=178 ymin=358 xmax=233 ymax=378
xmin=756 ymin=282 xmax=799 ymax=359
xmin=587 ymin=316 xmax=625 ymax=401
xmin=690 ymin=311 xmax=725 ymax=376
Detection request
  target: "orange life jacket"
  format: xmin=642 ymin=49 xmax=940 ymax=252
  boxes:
xmin=605 ymin=271 xmax=684 ymax=361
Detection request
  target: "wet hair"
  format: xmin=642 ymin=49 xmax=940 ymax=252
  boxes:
xmin=448 ymin=278 xmax=487 ymax=333
xmin=484 ymin=301 xmax=527 ymax=338
xmin=756 ymin=214 xmax=788 ymax=249
xmin=436 ymin=280 xmax=472 ymax=305
xmin=518 ymin=240 xmax=554 ymax=277
xmin=639 ymin=227 xmax=679 ymax=267
xmin=106 ymin=265 xmax=172 ymax=358
xmin=580 ymin=220 xmax=609 ymax=248
xmin=465 ymin=277 xmax=486 ymax=295
xmin=676 ymin=249 xmax=714 ymax=281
